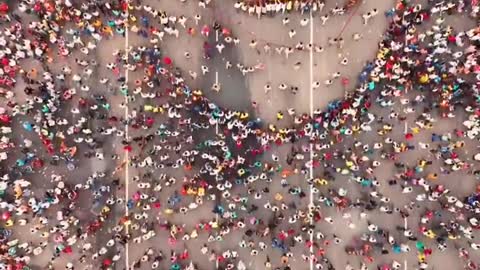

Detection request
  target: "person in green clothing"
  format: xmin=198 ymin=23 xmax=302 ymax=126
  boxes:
xmin=416 ymin=241 xmax=425 ymax=252
xmin=170 ymin=263 xmax=181 ymax=270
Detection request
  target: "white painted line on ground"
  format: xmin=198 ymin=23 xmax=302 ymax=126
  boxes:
xmin=404 ymin=22 xmax=409 ymax=270
xmin=309 ymin=10 xmax=314 ymax=270
xmin=309 ymin=12 xmax=314 ymax=117
xmin=404 ymin=217 xmax=408 ymax=270
xmin=214 ymin=30 xmax=219 ymax=91
xmin=124 ymin=3 xmax=130 ymax=269
xmin=215 ymin=247 xmax=219 ymax=269
xmin=214 ymin=75 xmax=219 ymax=269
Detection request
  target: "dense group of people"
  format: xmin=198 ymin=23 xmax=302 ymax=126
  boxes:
xmin=233 ymin=0 xmax=365 ymax=18
xmin=234 ymin=0 xmax=327 ymax=17
xmin=0 ymin=0 xmax=479 ymax=270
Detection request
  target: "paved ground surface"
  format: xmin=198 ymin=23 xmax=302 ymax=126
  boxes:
xmin=122 ymin=1 xmax=401 ymax=269
xmin=129 ymin=1 xmax=479 ymax=269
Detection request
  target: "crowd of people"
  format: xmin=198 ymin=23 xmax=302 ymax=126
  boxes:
xmin=0 ymin=0 xmax=479 ymax=270
xmin=234 ymin=0 xmax=326 ymax=17
xmin=233 ymin=0 xmax=364 ymax=18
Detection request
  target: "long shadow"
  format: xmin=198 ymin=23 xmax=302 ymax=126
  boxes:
xmin=200 ymin=29 xmax=253 ymax=113
xmin=189 ymin=26 xmax=266 ymax=215
xmin=87 ymin=47 xmax=123 ymax=266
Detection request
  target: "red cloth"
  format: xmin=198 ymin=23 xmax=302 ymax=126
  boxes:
xmin=0 ymin=3 xmax=8 ymax=13
xmin=180 ymin=250 xmax=189 ymax=260
xmin=33 ymin=3 xmax=41 ymax=12
xmin=103 ymin=259 xmax=112 ymax=266
xmin=222 ymin=28 xmax=230 ymax=36
xmin=163 ymin=57 xmax=172 ymax=65
xmin=146 ymin=117 xmax=154 ymax=127
xmin=63 ymin=246 xmax=72 ymax=254
xmin=0 ymin=114 xmax=11 ymax=123
xmin=32 ymin=158 xmax=44 ymax=169
xmin=121 ymin=1 xmax=128 ymax=11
